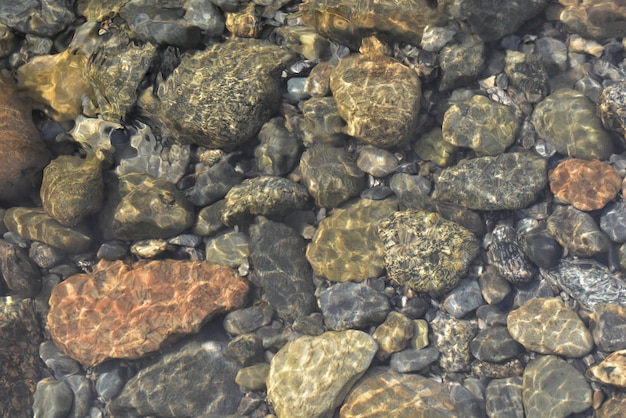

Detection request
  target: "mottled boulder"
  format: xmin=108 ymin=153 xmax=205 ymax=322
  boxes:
xmin=319 ymin=282 xmax=390 ymax=331
xmin=340 ymin=367 xmax=457 ymax=418
xmin=531 ymin=89 xmax=613 ymax=160
xmin=431 ymin=311 xmax=478 ymax=372
xmin=0 ymin=239 xmax=41 ymax=297
xmin=99 ymin=173 xmax=194 ymax=241
xmin=0 ymin=0 xmax=74 ymax=36
xmin=442 ymin=94 xmax=519 ymax=156
xmin=108 ymin=340 xmax=242 ymax=417
xmin=138 ymin=39 xmax=295 ymax=148
xmin=300 ymin=143 xmax=366 ymax=208
xmin=588 ymin=350 xmax=626 ymax=387
xmin=4 ymin=207 xmax=92 ymax=254
xmin=487 ymin=224 xmax=536 ymax=285
xmin=306 ymin=198 xmax=398 ymax=282
xmin=267 ymin=330 xmax=377 ymax=418
xmin=40 ymin=153 xmax=105 ymax=227
xmin=249 ymin=220 xmax=316 ymax=322
xmin=523 ymin=355 xmax=592 ymax=418
xmin=433 ymin=152 xmax=547 ymax=210
xmin=377 ymin=210 xmax=479 ymax=296
xmin=330 ymin=52 xmax=421 ymax=148
xmin=0 ymin=78 xmax=49 ymax=203
xmin=560 ymin=0 xmax=626 ymax=40
xmin=221 ymin=176 xmax=310 ymax=226
xmin=546 ymin=205 xmax=610 ymax=256
xmin=589 ymin=304 xmax=626 ymax=352
xmin=507 ymin=297 xmax=593 ymax=358
xmin=47 ymin=259 xmax=249 ymax=366
xmin=549 ymin=159 xmax=621 ymax=211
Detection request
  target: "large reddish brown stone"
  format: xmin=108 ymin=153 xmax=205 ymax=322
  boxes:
xmin=549 ymin=158 xmax=621 ymax=211
xmin=47 ymin=259 xmax=249 ymax=366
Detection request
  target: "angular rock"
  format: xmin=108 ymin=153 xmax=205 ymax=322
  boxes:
xmin=433 ymin=152 xmax=547 ymax=210
xmin=306 ymin=198 xmax=397 ymax=282
xmin=485 ymin=377 xmax=524 ymax=418
xmin=319 ymin=282 xmax=390 ymax=331
xmin=438 ymin=34 xmax=485 ymax=92
xmin=0 ymin=239 xmax=41 ymax=297
xmin=4 ymin=207 xmax=92 ymax=254
xmin=249 ymin=220 xmax=316 ymax=322
xmin=204 ymin=231 xmax=249 ymax=268
xmin=601 ymin=202 xmax=626 ymax=243
xmin=442 ymin=94 xmax=519 ymax=156
xmin=221 ymin=176 xmax=310 ymax=226
xmin=598 ymin=81 xmax=626 ymax=138
xmin=225 ymin=334 xmax=264 ymax=367
xmin=107 ymin=340 xmax=242 ymax=416
xmin=470 ymin=326 xmax=524 ymax=363
xmin=267 ymin=330 xmax=377 ymax=418
xmin=47 ymin=259 xmax=249 ymax=366
xmin=507 ymin=297 xmax=593 ymax=358
xmin=185 ymin=159 xmax=243 ymax=207
xmin=0 ymin=0 xmax=74 ymax=36
xmin=302 ymin=96 xmax=347 ymax=145
xmin=300 ymin=143 xmax=366 ymax=208
xmin=32 ymin=378 xmax=73 ymax=418
xmin=549 ymin=159 xmax=621 ymax=211
xmin=377 ymin=210 xmax=479 ymax=296
xmin=589 ymin=304 xmax=626 ymax=352
xmin=523 ymin=355 xmax=592 ymax=418
xmin=588 ymin=350 xmax=626 ymax=387
xmin=560 ymin=0 xmax=626 ymax=40
xmin=487 ymin=224 xmax=536 ymax=285
xmin=546 ymin=205 xmax=610 ymax=256
xmin=340 ymin=367 xmax=457 ymax=417
xmin=99 ymin=173 xmax=194 ymax=241
xmin=531 ymin=89 xmax=613 ymax=160
xmin=138 ymin=39 xmax=295 ymax=148
xmin=372 ymin=311 xmax=414 ymax=360
xmin=431 ymin=311 xmax=478 ymax=373
xmin=330 ymin=52 xmax=421 ymax=148
xmin=255 ymin=118 xmax=301 ymax=176
xmin=223 ymin=305 xmax=274 ymax=336
xmin=41 ymin=153 xmax=105 ymax=227
xmin=0 ymin=297 xmax=42 ymax=418
xmin=0 ymin=78 xmax=49 ymax=203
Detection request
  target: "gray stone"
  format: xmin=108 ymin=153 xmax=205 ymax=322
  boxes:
xmin=519 ymin=225 xmax=562 ymax=269
xmin=32 ymin=378 xmax=74 ymax=418
xmin=0 ymin=239 xmax=41 ymax=298
xmin=601 ymin=202 xmax=626 ymax=243
xmin=223 ymin=305 xmax=274 ymax=336
xmin=485 ymin=377 xmax=524 ymax=418
xmin=546 ymin=205 xmax=609 ymax=257
xmin=504 ymin=50 xmax=549 ymax=102
xmin=319 ymin=281 xmax=390 ymax=331
xmin=205 ymin=231 xmax=249 ymax=268
xmin=0 ymin=0 xmax=74 ymax=36
xmin=95 ymin=361 xmax=128 ymax=401
xmin=589 ymin=304 xmax=626 ymax=352
xmin=442 ymin=279 xmax=484 ymax=318
xmin=357 ymin=146 xmax=398 ymax=177
xmin=96 ymin=241 xmax=128 ymax=261
xmin=470 ymin=326 xmax=524 ymax=363
xmin=599 ymin=81 xmax=626 ymax=138
xmin=65 ymin=375 xmax=92 ymax=418
xmin=255 ymin=117 xmax=301 ymax=176
xmin=225 ymin=334 xmax=264 ymax=367
xmin=431 ymin=311 xmax=477 ymax=372
xmin=185 ymin=159 xmax=243 ymax=206
xmin=39 ymin=341 xmax=81 ymax=380
xmin=29 ymin=242 xmax=65 ymax=269
xmin=192 ymin=200 xmax=226 ymax=237
xmin=478 ymin=266 xmax=511 ymax=305
xmin=389 ymin=347 xmax=439 ymax=373
xmin=439 ymin=34 xmax=485 ymax=91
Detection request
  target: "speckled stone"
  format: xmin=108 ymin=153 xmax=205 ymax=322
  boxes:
xmin=431 ymin=311 xmax=478 ymax=373
xmin=340 ymin=367 xmax=457 ymax=417
xmin=442 ymin=279 xmax=484 ymax=319
xmin=267 ymin=330 xmax=377 ymax=418
xmin=601 ymin=202 xmax=626 ymax=243
xmin=546 ymin=205 xmax=610 ymax=257
xmin=504 ymin=50 xmax=549 ymax=102
xmin=249 ymin=220 xmax=316 ymax=322
xmin=300 ymin=143 xmax=366 ymax=208
xmin=598 ymin=81 xmax=626 ymax=138
xmin=99 ymin=173 xmax=194 ymax=241
xmin=0 ymin=297 xmax=42 ymax=418
xmin=485 ymin=377 xmax=524 ymax=418
xmin=470 ymin=326 xmax=524 ymax=363
xmin=377 ymin=210 xmax=479 ymax=296
xmin=531 ymin=89 xmax=613 ymax=160
xmin=221 ymin=176 xmax=310 ymax=226
xmin=433 ymin=152 xmax=547 ymax=210
xmin=523 ymin=355 xmax=592 ymax=418
xmin=29 ymin=241 xmax=65 ymax=269
xmin=442 ymin=94 xmax=519 ymax=156
xmin=472 ymin=359 xmax=524 ymax=379
xmin=319 ymin=281 xmax=390 ymax=331
xmin=306 ymin=198 xmax=398 ymax=282
xmin=107 ymin=340 xmax=242 ymax=417
xmin=47 ymin=259 xmax=249 ymax=366
xmin=589 ymin=304 xmax=626 ymax=352
xmin=372 ymin=311 xmax=414 ymax=360
xmin=204 ymin=231 xmax=249 ymax=268
xmin=32 ymin=378 xmax=73 ymax=418
xmin=549 ymin=159 xmax=621 ymax=211
xmin=559 ymin=0 xmax=626 ymax=40
xmin=487 ymin=224 xmax=536 ymax=285
xmin=587 ymin=350 xmax=626 ymax=388
xmin=255 ymin=117 xmax=301 ymax=176
xmin=413 ymin=128 xmax=458 ymax=167
xmin=330 ymin=52 xmax=421 ymax=148
xmin=438 ymin=34 xmax=485 ymax=91
xmin=0 ymin=239 xmax=41 ymax=297
xmin=507 ymin=297 xmax=593 ymax=358
xmin=4 ymin=207 xmax=92 ymax=254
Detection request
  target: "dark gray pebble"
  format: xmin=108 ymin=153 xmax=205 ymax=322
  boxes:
xmin=39 ymin=340 xmax=81 ymax=380
xmin=520 ymin=225 xmax=563 ymax=269
xmin=601 ymin=202 xmax=626 ymax=243
xmin=470 ymin=326 xmax=524 ymax=363
xmin=65 ymin=374 xmax=92 ymax=418
xmin=389 ymin=347 xmax=439 ymax=373
xmin=318 ymin=281 xmax=390 ymax=331
xmin=32 ymin=377 xmax=74 ymax=418
xmin=442 ymin=280 xmax=484 ymax=319
xmin=95 ymin=361 xmax=128 ymax=401
xmin=223 ymin=305 xmax=275 ymax=336
xmin=96 ymin=241 xmax=128 ymax=261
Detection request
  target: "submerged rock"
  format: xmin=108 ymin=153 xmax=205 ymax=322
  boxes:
xmin=559 ymin=0 xmax=626 ymax=40
xmin=0 ymin=0 xmax=74 ymax=37
xmin=546 ymin=205 xmax=610 ymax=257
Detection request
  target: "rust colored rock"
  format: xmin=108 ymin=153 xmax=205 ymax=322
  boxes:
xmin=549 ymin=158 xmax=621 ymax=211
xmin=0 ymin=78 xmax=49 ymax=202
xmin=47 ymin=259 xmax=249 ymax=366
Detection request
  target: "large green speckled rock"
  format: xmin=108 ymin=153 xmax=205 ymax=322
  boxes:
xmin=267 ymin=330 xmax=377 ymax=418
xmin=531 ymin=89 xmax=613 ymax=160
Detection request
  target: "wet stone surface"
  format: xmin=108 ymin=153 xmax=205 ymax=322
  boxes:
xmin=319 ymin=281 xmax=390 ymax=331
xmin=546 ymin=205 xmax=610 ymax=257
xmin=487 ymin=224 xmax=536 ymax=286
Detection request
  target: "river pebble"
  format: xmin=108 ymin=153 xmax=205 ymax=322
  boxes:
xmin=318 ymin=281 xmax=390 ymax=331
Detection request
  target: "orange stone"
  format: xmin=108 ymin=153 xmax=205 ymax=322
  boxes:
xmin=47 ymin=259 xmax=249 ymax=366
xmin=549 ymin=158 xmax=621 ymax=211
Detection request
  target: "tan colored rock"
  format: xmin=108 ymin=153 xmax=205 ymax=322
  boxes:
xmin=587 ymin=350 xmax=626 ymax=388
xmin=372 ymin=311 xmax=414 ymax=360
xmin=47 ymin=259 xmax=249 ymax=366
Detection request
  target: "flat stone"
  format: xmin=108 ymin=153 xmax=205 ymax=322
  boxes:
xmin=267 ymin=330 xmax=377 ymax=418
xmin=531 ymin=89 xmax=613 ymax=160
xmin=319 ymin=281 xmax=390 ymax=331
xmin=47 ymin=259 xmax=249 ymax=366
xmin=523 ymin=355 xmax=592 ymax=418
xmin=560 ymin=0 xmax=626 ymax=40
xmin=99 ymin=173 xmax=194 ymax=241
xmin=546 ymin=205 xmax=610 ymax=256
xmin=487 ymin=224 xmax=536 ymax=285
xmin=389 ymin=347 xmax=439 ymax=373
xmin=249 ymin=220 xmax=316 ymax=322
xmin=485 ymin=377 xmax=524 ymax=418
xmin=107 ymin=340 xmax=242 ymax=417
xmin=340 ymin=367 xmax=457 ymax=417
xmin=0 ymin=297 xmax=42 ymax=418
xmin=470 ymin=326 xmax=524 ymax=363
xmin=377 ymin=210 xmax=479 ymax=296
xmin=221 ymin=176 xmax=310 ymax=226
xmin=222 ymin=304 xmax=274 ymax=336
xmin=0 ymin=239 xmax=41 ymax=297
xmin=236 ymin=363 xmax=270 ymax=391
xmin=442 ymin=279 xmax=484 ymax=318
xmin=589 ymin=304 xmax=626 ymax=352
xmin=306 ymin=198 xmax=398 ymax=282
xmin=431 ymin=311 xmax=478 ymax=373
xmin=549 ymin=159 xmax=621 ymax=211
xmin=205 ymin=231 xmax=249 ymax=268
xmin=507 ymin=297 xmax=593 ymax=358
xmin=357 ymin=146 xmax=399 ymax=177
xmin=442 ymin=94 xmax=519 ymax=156
xmin=32 ymin=378 xmax=73 ymax=418
xmin=372 ymin=311 xmax=414 ymax=360
xmin=472 ymin=359 xmax=524 ymax=379
xmin=601 ymin=202 xmax=626 ymax=243
xmin=433 ymin=152 xmax=547 ymax=210
xmin=4 ymin=207 xmax=92 ymax=254
xmin=587 ymin=350 xmax=626 ymax=388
